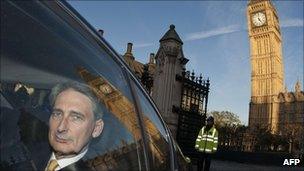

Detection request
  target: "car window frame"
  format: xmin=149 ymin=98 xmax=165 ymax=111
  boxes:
xmin=127 ymin=75 xmax=176 ymax=171
xmin=44 ymin=3 xmax=177 ymax=169
xmin=45 ymin=0 xmax=129 ymax=70
xmin=3 ymin=1 xmax=180 ymax=170
xmin=1 ymin=1 xmax=150 ymax=170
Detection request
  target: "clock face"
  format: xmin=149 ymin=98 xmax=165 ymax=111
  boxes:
xmin=252 ymin=12 xmax=266 ymax=26
xmin=99 ymin=84 xmax=112 ymax=94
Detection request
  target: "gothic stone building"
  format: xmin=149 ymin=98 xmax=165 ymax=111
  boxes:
xmin=122 ymin=25 xmax=209 ymax=144
xmin=246 ymin=0 xmax=304 ymax=151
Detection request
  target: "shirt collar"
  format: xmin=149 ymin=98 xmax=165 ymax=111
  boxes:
xmin=49 ymin=148 xmax=88 ymax=171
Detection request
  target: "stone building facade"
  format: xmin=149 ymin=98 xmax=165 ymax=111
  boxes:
xmin=122 ymin=25 xmax=208 ymax=140
xmin=122 ymin=25 xmax=189 ymax=138
xmin=151 ymin=25 xmax=189 ymax=138
xmin=246 ymin=0 xmax=304 ymax=152
xmin=276 ymin=82 xmax=304 ymax=136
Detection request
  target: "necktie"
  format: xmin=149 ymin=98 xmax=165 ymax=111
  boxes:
xmin=46 ymin=159 xmax=59 ymax=171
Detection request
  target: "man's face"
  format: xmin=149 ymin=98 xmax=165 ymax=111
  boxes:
xmin=48 ymin=89 xmax=103 ymax=158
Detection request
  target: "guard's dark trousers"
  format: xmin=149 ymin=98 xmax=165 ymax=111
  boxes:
xmin=197 ymin=153 xmax=212 ymax=171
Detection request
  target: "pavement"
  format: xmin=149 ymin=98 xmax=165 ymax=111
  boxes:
xmin=192 ymin=160 xmax=304 ymax=171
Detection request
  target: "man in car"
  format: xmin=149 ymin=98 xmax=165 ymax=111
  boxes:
xmin=195 ymin=116 xmax=218 ymax=171
xmin=45 ymin=82 xmax=104 ymax=171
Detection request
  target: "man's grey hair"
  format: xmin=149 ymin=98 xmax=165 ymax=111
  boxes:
xmin=49 ymin=81 xmax=103 ymax=120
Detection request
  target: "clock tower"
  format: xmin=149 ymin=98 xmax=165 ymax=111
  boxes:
xmin=247 ymin=0 xmax=284 ymax=132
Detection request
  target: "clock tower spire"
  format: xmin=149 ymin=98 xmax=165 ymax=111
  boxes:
xmin=247 ymin=0 xmax=284 ymax=132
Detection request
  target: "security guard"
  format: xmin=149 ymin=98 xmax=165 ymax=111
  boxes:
xmin=195 ymin=116 xmax=218 ymax=171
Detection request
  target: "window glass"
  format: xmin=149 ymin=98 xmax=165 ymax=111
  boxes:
xmin=1 ymin=1 xmax=145 ymax=170
xmin=132 ymin=83 xmax=172 ymax=170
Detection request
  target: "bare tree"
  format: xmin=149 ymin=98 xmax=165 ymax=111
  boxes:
xmin=208 ymin=111 xmax=245 ymax=151
xmin=209 ymin=111 xmax=241 ymax=127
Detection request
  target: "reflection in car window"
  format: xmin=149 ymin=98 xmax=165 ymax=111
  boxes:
xmin=77 ymin=68 xmax=146 ymax=170
xmin=133 ymin=84 xmax=172 ymax=171
xmin=1 ymin=1 xmax=145 ymax=170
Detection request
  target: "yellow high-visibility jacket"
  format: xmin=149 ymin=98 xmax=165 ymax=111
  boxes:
xmin=195 ymin=126 xmax=218 ymax=153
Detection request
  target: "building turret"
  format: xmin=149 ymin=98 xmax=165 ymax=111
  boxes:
xmin=152 ymin=25 xmax=187 ymax=138
xmin=295 ymin=80 xmax=302 ymax=93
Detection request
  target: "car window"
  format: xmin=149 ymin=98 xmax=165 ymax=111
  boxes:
xmin=1 ymin=1 xmax=145 ymax=170
xmin=132 ymin=82 xmax=172 ymax=170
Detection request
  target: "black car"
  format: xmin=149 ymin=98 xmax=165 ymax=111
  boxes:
xmin=1 ymin=1 xmax=190 ymax=170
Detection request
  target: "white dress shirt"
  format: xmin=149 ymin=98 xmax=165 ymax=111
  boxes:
xmin=46 ymin=148 xmax=88 ymax=171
